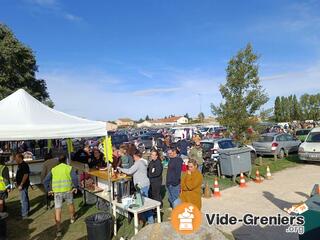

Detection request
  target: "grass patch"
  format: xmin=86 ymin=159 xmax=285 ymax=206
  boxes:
xmin=203 ymin=154 xmax=300 ymax=188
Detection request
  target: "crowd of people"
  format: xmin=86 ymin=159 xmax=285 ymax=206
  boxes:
xmin=70 ymin=134 xmax=205 ymax=224
xmin=0 ymin=133 xmax=207 ymax=237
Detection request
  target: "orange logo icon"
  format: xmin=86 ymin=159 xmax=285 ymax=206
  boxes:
xmin=171 ymin=202 xmax=202 ymax=235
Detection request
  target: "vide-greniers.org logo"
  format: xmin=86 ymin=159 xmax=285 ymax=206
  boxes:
xmin=206 ymin=213 xmax=305 ymax=235
xmin=171 ymin=206 xmax=305 ymax=236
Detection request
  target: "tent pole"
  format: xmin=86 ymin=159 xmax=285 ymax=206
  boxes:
xmin=67 ymin=139 xmax=71 ymax=165
xmin=105 ymin=135 xmax=113 ymax=215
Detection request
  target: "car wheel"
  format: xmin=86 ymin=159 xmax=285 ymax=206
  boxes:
xmin=278 ymin=149 xmax=285 ymax=159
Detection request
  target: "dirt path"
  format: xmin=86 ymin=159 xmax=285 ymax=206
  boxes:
xmin=201 ymin=164 xmax=320 ymax=240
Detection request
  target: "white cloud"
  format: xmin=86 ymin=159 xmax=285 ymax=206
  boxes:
xmin=138 ymin=70 xmax=153 ymax=79
xmin=38 ymin=60 xmax=320 ymax=121
xmin=261 ymin=63 xmax=320 ymax=97
xmin=25 ymin=0 xmax=83 ymax=23
xmin=28 ymin=0 xmax=57 ymax=7
xmin=38 ymin=68 xmax=222 ymax=120
xmin=133 ymin=88 xmax=181 ymax=96
xmin=64 ymin=13 xmax=82 ymax=22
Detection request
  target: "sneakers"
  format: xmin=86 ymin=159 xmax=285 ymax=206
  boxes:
xmin=70 ymin=217 xmax=76 ymax=224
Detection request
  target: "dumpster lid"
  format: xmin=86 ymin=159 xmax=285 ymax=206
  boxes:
xmin=219 ymin=147 xmax=251 ymax=155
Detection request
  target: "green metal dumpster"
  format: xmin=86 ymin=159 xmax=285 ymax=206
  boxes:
xmin=299 ymin=195 xmax=320 ymax=240
xmin=219 ymin=147 xmax=252 ymax=181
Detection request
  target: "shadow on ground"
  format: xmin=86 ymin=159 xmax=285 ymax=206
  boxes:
xmin=231 ymin=191 xmax=301 ymax=240
xmin=263 ymin=191 xmax=297 ymax=210
xmin=29 ymin=219 xmax=71 ymax=240
xmin=233 ymin=225 xmax=299 ymax=240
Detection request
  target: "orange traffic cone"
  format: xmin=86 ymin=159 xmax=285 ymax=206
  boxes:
xmin=239 ymin=172 xmax=247 ymax=188
xmin=266 ymin=166 xmax=272 ymax=180
xmin=254 ymin=169 xmax=262 ymax=183
xmin=317 ymin=185 xmax=320 ymax=195
xmin=213 ymin=178 xmax=221 ymax=198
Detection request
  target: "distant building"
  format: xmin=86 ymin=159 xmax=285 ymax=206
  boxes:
xmin=106 ymin=121 xmax=118 ymax=131
xmin=137 ymin=120 xmax=153 ymax=128
xmin=136 ymin=116 xmax=188 ymax=127
xmin=153 ymin=116 xmax=188 ymax=126
xmin=116 ymin=118 xmax=134 ymax=127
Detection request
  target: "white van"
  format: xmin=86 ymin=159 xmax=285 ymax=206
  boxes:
xmin=298 ymin=127 xmax=320 ymax=161
xmin=171 ymin=127 xmax=197 ymax=142
xmin=198 ymin=125 xmax=220 ymax=135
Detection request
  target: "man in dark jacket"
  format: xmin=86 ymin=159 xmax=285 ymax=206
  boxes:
xmin=176 ymin=139 xmax=189 ymax=156
xmin=166 ymin=147 xmax=183 ymax=208
xmin=147 ymin=150 xmax=163 ymax=207
xmin=73 ymin=145 xmax=90 ymax=164
xmin=15 ymin=153 xmax=30 ymax=219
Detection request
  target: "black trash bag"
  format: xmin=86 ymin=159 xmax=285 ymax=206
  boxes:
xmin=96 ymin=198 xmax=110 ymax=212
xmin=0 ymin=213 xmax=8 ymax=240
xmin=85 ymin=212 xmax=113 ymax=240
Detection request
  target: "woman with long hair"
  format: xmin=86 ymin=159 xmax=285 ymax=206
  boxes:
xmin=147 ymin=149 xmax=163 ymax=207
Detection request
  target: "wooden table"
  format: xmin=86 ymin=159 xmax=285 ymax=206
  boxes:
xmin=70 ymin=161 xmax=161 ymax=235
xmin=70 ymin=161 xmax=131 ymax=204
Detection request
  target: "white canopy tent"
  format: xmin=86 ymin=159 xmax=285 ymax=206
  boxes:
xmin=0 ymin=89 xmax=107 ymax=141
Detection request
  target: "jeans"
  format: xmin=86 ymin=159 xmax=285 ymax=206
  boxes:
xmin=167 ymin=185 xmax=181 ymax=208
xmin=140 ymin=186 xmax=154 ymax=224
xmin=20 ymin=187 xmax=30 ymax=217
xmin=198 ymin=164 xmax=203 ymax=174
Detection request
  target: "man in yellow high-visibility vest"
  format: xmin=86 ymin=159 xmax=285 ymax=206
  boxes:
xmin=0 ymin=158 xmax=10 ymax=213
xmin=44 ymin=155 xmax=78 ymax=238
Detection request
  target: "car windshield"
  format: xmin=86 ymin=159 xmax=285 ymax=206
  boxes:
xmin=257 ymin=136 xmax=274 ymax=142
xmin=200 ymin=127 xmax=209 ymax=132
xmin=112 ymin=135 xmax=128 ymax=143
xmin=296 ymin=130 xmax=310 ymax=136
xmin=141 ymin=135 xmax=152 ymax=140
xmin=306 ymin=132 xmax=320 ymax=143
xmin=201 ymin=142 xmax=213 ymax=151
xmin=218 ymin=140 xmax=236 ymax=149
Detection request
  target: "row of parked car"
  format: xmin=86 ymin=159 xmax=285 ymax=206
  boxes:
xmin=200 ymin=127 xmax=320 ymax=173
xmin=107 ymin=126 xmax=320 ymax=170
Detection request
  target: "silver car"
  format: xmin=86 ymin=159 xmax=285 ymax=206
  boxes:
xmin=253 ymin=133 xmax=301 ymax=158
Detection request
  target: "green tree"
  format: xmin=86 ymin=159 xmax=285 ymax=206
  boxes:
xmin=184 ymin=113 xmax=190 ymax=119
xmin=300 ymin=94 xmax=310 ymax=120
xmin=309 ymin=94 xmax=319 ymax=120
xmin=198 ymin=112 xmax=205 ymax=122
xmin=0 ymin=24 xmax=53 ymax=106
xmin=292 ymin=95 xmax=301 ymax=120
xmin=212 ymin=43 xmax=269 ymax=142
xmin=280 ymin=96 xmax=287 ymax=122
xmin=145 ymin=115 xmax=150 ymax=121
xmin=260 ymin=108 xmax=273 ymax=122
xmin=274 ymin=97 xmax=281 ymax=122
xmin=137 ymin=118 xmax=144 ymax=123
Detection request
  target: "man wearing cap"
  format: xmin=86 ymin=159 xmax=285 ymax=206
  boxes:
xmin=44 ymin=155 xmax=78 ymax=237
xmin=188 ymin=140 xmax=204 ymax=173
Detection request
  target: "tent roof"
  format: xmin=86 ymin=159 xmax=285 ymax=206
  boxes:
xmin=0 ymin=89 xmax=107 ymax=141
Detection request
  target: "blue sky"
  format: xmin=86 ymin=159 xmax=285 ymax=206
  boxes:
xmin=1 ymin=0 xmax=320 ymax=120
